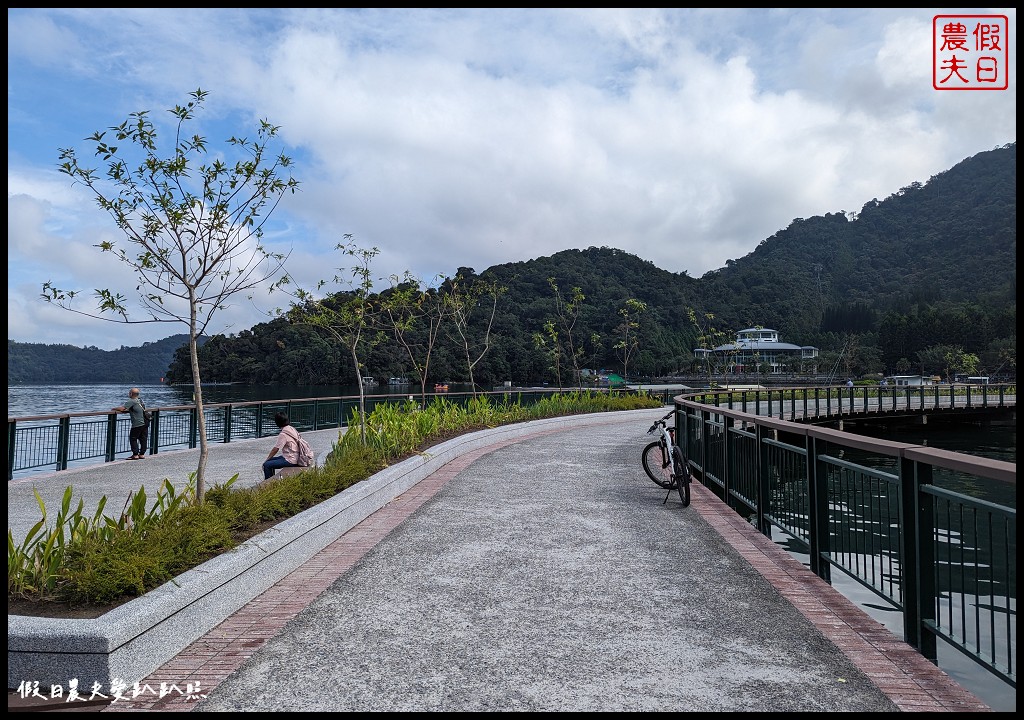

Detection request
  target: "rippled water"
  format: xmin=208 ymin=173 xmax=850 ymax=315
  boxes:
xmin=7 ymin=382 xmax=440 ymax=418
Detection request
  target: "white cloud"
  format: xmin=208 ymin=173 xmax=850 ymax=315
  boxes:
xmin=7 ymin=8 xmax=1016 ymax=350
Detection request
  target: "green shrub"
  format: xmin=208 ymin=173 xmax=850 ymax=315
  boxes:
xmin=9 ymin=390 xmax=661 ymax=608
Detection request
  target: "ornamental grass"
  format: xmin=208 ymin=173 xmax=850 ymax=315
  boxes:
xmin=8 ymin=390 xmax=661 ymax=608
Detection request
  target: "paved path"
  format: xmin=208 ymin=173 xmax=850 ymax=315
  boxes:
xmin=8 ymin=411 xmax=990 ymax=712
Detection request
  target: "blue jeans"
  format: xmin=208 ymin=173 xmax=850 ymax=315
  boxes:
xmin=263 ymin=455 xmax=297 ymax=480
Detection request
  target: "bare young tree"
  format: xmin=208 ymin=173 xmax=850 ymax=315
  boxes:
xmin=43 ymin=89 xmax=299 ymax=502
xmin=687 ymin=308 xmax=732 ymax=387
xmin=444 ymin=272 xmax=506 ymax=397
xmin=379 ymin=271 xmax=450 ymax=407
xmin=533 ymin=319 xmax=564 ymax=390
xmin=548 ymin=278 xmax=586 ymax=388
xmin=288 ymin=237 xmax=380 ymax=445
xmin=614 ymin=298 xmax=646 ymax=382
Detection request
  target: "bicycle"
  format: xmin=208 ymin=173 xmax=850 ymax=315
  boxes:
xmin=641 ymin=410 xmax=691 ymax=506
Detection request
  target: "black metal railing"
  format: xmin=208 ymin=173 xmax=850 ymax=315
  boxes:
xmin=674 ymin=383 xmax=1016 ymax=691
xmin=9 ymin=387 xmax=668 ymax=480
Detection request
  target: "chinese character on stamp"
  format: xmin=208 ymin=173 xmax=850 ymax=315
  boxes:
xmin=933 ymin=14 xmax=1009 ymax=90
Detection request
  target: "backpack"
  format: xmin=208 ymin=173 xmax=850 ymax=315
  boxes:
xmin=141 ymin=401 xmax=153 ymax=424
xmin=292 ymin=430 xmax=315 ymax=467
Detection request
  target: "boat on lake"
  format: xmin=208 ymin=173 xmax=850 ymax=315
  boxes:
xmin=388 ymin=377 xmax=410 ymax=385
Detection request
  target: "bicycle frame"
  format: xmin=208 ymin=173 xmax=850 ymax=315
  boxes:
xmin=643 ymin=410 xmax=691 ymax=506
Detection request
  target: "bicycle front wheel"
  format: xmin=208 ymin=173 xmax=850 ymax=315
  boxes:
xmin=642 ymin=440 xmax=673 ymax=488
xmin=672 ymin=445 xmax=691 ymax=507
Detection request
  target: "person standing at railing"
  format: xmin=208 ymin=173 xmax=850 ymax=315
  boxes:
xmin=112 ymin=387 xmax=149 ymax=460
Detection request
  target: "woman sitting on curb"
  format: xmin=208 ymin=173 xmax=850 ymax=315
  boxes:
xmin=262 ymin=412 xmax=305 ymax=480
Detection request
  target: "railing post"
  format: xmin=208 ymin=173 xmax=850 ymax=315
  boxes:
xmin=56 ymin=416 xmax=71 ymax=471
xmin=901 ymin=455 xmax=934 ymax=661
xmin=223 ymin=404 xmax=233 ymax=443
xmin=149 ymin=411 xmax=160 ymax=457
xmin=807 ymin=435 xmax=831 ymax=582
xmin=106 ymin=413 xmax=118 ymax=462
xmin=699 ymin=408 xmax=710 ymax=490
xmin=755 ymin=423 xmax=771 ymax=536
xmin=189 ymin=407 xmax=199 ymax=448
xmin=8 ymin=419 xmax=17 ymax=480
xmin=723 ymin=414 xmax=734 ymax=505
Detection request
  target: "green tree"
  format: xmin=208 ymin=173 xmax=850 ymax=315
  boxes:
xmin=533 ymin=319 xmax=563 ymax=389
xmin=445 ymin=272 xmax=507 ymax=397
xmin=943 ymin=346 xmax=980 ymax=382
xmin=43 ymin=89 xmax=299 ymax=502
xmin=379 ymin=272 xmax=449 ymax=406
xmin=614 ymin=298 xmax=646 ymax=381
xmin=548 ymin=278 xmax=586 ymax=388
xmin=915 ymin=345 xmax=949 ymax=377
xmin=687 ymin=309 xmax=732 ymax=386
xmin=289 ymin=237 xmax=380 ymax=445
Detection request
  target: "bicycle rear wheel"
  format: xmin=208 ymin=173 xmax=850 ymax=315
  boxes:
xmin=642 ymin=440 xmax=673 ymax=488
xmin=672 ymin=445 xmax=691 ymax=507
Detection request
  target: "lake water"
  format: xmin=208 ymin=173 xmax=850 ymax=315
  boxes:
xmin=7 ymin=382 xmax=454 ymax=418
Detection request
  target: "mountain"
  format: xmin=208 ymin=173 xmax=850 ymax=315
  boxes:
xmin=10 ymin=144 xmax=1016 ymax=386
xmin=695 ymin=143 xmax=1016 ymax=339
xmin=8 ymin=335 xmax=194 ymax=385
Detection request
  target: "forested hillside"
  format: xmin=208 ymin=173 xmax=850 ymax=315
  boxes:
xmin=8 ymin=335 xmax=194 ymax=385
xmin=10 ymin=143 xmax=1015 ymax=387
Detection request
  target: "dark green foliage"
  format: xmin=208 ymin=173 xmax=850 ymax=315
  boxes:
xmin=61 ymin=502 xmax=236 ymax=604
xmin=8 ymin=334 xmax=198 ymax=384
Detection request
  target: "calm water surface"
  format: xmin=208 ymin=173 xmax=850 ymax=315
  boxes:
xmin=7 ymin=382 xmax=439 ymax=418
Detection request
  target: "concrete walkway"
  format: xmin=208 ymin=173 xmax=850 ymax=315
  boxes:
xmin=8 ymin=410 xmax=989 ymax=712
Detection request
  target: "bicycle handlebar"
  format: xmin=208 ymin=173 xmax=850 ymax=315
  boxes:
xmin=647 ymin=410 xmax=675 ymax=434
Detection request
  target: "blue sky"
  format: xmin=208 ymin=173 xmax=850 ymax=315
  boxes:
xmin=7 ymin=8 xmax=1016 ymax=350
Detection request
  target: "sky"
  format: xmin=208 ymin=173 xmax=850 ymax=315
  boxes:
xmin=8 ymin=8 xmax=1017 ymax=351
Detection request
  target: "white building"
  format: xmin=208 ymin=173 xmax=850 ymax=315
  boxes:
xmin=887 ymin=375 xmax=936 ymax=387
xmin=694 ymin=328 xmax=818 ymax=375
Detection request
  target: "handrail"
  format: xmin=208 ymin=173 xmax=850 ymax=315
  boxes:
xmin=673 ymin=383 xmax=1016 ymax=691
xmin=8 ymin=387 xmax=644 ymax=480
